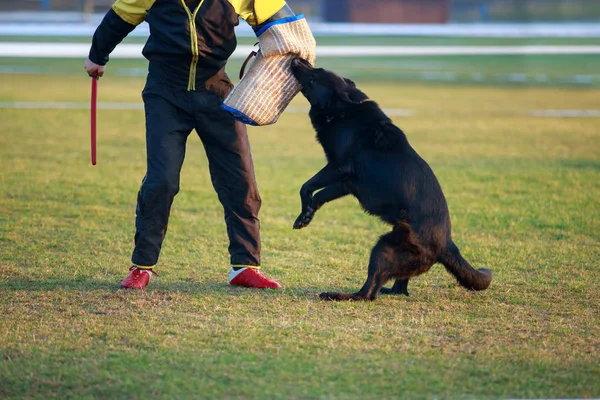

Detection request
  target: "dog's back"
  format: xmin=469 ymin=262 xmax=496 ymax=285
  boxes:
xmin=313 ymin=100 xmax=450 ymax=234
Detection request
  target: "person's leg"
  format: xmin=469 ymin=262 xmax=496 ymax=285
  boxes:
xmin=192 ymin=88 xmax=280 ymax=288
xmin=196 ymin=109 xmax=261 ymax=266
xmin=121 ymin=80 xmax=194 ymax=289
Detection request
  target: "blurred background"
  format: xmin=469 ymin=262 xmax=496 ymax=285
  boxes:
xmin=0 ymin=0 xmax=599 ymax=87
xmin=1 ymin=0 xmax=600 ymax=22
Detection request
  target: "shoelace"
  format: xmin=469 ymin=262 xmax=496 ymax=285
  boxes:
xmin=129 ymin=266 xmax=159 ymax=278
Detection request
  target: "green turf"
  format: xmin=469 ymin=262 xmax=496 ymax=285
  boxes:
xmin=0 ymin=73 xmax=599 ymax=399
xmin=2 ymin=53 xmax=600 ymax=87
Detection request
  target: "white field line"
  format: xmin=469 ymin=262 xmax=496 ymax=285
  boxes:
xmin=1 ymin=43 xmax=600 ymax=58
xmin=1 ymin=21 xmax=600 ymax=38
xmin=315 ymin=45 xmax=600 ymax=56
xmin=528 ymin=109 xmax=600 ymax=117
xmin=1 ymin=101 xmax=599 ymax=118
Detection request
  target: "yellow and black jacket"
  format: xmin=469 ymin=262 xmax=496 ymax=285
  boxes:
xmin=89 ymin=0 xmax=286 ymax=90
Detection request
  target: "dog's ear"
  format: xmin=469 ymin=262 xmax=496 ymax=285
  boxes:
xmin=344 ymin=78 xmax=356 ymax=88
xmin=338 ymin=88 xmax=368 ymax=105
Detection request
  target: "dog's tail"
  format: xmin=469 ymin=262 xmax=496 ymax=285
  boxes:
xmin=437 ymin=240 xmax=492 ymax=291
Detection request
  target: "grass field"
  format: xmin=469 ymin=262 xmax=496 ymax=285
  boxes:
xmin=1 ymin=62 xmax=599 ymax=398
xmin=3 ymin=54 xmax=600 ymax=88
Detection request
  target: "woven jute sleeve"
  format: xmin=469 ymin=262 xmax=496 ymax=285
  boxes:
xmin=222 ymin=15 xmax=316 ymax=126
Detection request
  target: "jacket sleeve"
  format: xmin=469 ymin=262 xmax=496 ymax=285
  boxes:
xmin=88 ymin=0 xmax=156 ymax=65
xmin=229 ymin=0 xmax=287 ymax=26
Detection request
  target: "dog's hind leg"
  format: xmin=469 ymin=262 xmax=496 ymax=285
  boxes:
xmin=380 ymin=279 xmax=409 ymax=296
xmin=320 ymin=231 xmax=399 ymax=301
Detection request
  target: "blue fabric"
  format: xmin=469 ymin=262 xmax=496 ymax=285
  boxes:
xmin=255 ymin=14 xmax=305 ymax=37
xmin=221 ymin=104 xmax=259 ymax=126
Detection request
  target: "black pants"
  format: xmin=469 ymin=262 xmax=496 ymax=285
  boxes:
xmin=131 ymin=74 xmax=261 ymax=267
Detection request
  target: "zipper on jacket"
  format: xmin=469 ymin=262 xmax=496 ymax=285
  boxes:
xmin=180 ymin=0 xmax=205 ymax=91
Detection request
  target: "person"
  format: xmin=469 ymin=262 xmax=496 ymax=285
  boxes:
xmin=84 ymin=0 xmax=296 ymax=290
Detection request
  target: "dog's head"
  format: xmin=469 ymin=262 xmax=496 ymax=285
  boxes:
xmin=291 ymin=57 xmax=368 ymax=110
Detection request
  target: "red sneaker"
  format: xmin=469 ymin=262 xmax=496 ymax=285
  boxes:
xmin=229 ymin=267 xmax=282 ymax=289
xmin=120 ymin=266 xmax=158 ymax=289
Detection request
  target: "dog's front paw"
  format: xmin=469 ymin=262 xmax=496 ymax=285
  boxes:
xmin=293 ymin=206 xmax=314 ymax=229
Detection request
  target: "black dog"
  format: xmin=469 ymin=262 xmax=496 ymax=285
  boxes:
xmin=290 ymin=58 xmax=492 ymax=301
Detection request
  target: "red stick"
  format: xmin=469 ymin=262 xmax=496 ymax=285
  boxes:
xmin=90 ymin=75 xmax=98 ymax=165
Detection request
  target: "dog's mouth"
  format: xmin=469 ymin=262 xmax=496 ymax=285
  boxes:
xmin=291 ymin=57 xmax=313 ymax=78
xmin=291 ymin=57 xmax=315 ymax=97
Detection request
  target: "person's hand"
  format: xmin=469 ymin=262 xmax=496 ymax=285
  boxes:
xmin=84 ymin=58 xmax=106 ymax=78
